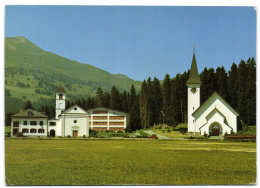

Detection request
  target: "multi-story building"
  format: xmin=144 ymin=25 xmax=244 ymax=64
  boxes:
xmin=87 ymin=107 xmax=129 ymax=132
xmin=11 ymin=109 xmax=48 ymax=137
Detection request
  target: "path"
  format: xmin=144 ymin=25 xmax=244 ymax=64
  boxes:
xmin=143 ymin=130 xmax=173 ymax=139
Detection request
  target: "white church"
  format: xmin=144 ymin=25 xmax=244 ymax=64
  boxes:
xmin=186 ymin=52 xmax=239 ymax=136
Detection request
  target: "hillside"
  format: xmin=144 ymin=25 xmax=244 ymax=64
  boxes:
xmin=5 ymin=36 xmax=141 ymax=112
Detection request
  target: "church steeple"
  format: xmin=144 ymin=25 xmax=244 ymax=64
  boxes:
xmin=186 ymin=52 xmax=201 ymax=85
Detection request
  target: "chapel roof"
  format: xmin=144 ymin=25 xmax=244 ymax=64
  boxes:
xmin=192 ymin=91 xmax=239 ymax=117
xmin=186 ymin=52 xmax=202 ymax=85
xmin=56 ymin=85 xmax=66 ymax=93
xmin=11 ymin=109 xmax=48 ymax=118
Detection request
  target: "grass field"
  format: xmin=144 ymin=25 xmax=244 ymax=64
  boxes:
xmin=5 ymin=139 xmax=256 ymax=185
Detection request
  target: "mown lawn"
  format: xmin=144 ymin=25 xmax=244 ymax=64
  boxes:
xmin=5 ymin=139 xmax=256 ymax=185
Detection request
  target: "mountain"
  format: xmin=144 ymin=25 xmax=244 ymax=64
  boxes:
xmin=5 ymin=36 xmax=141 ymax=112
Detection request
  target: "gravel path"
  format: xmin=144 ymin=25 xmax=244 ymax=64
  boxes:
xmin=143 ymin=130 xmax=173 ymax=139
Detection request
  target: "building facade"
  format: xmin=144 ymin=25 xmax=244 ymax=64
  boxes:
xmin=11 ymin=86 xmax=129 ymax=137
xmin=11 ymin=109 xmax=48 ymax=137
xmin=87 ymin=107 xmax=129 ymax=132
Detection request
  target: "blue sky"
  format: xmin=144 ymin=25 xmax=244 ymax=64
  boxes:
xmin=5 ymin=6 xmax=256 ymax=81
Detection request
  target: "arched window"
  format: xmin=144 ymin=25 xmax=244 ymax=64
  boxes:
xmin=22 ymin=129 xmax=28 ymax=133
xmin=59 ymin=94 xmax=63 ymax=99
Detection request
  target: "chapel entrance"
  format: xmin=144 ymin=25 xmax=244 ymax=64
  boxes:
xmin=211 ymin=124 xmax=220 ymax=136
xmin=50 ymin=130 xmax=55 ymax=137
xmin=73 ymin=130 xmax=78 ymax=138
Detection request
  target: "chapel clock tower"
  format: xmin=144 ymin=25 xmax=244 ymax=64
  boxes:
xmin=55 ymin=85 xmax=66 ymax=119
xmin=186 ymin=50 xmax=201 ymax=133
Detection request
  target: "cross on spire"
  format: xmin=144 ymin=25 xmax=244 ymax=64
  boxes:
xmin=193 ymin=44 xmax=195 ymax=54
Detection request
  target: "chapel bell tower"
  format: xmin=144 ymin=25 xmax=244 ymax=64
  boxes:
xmin=55 ymin=85 xmax=66 ymax=119
xmin=186 ymin=50 xmax=201 ymax=133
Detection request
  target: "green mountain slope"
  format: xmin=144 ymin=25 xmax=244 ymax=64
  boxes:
xmin=5 ymin=36 xmax=141 ymax=112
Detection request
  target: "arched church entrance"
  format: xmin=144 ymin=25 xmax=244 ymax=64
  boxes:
xmin=50 ymin=130 xmax=56 ymax=137
xmin=210 ymin=124 xmax=221 ymax=136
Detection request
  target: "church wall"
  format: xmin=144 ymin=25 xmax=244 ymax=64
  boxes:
xmin=63 ymin=115 xmax=89 ymax=137
xmin=194 ymin=95 xmax=237 ymax=134
xmin=187 ymin=84 xmax=200 ymax=133
xmin=48 ymin=119 xmax=62 ymax=137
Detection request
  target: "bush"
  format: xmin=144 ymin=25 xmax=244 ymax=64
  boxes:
xmin=83 ymin=135 xmax=86 ymax=138
xmin=6 ymin=132 xmax=11 ymax=137
xmin=15 ymin=132 xmax=24 ymax=137
xmin=67 ymin=135 xmax=71 ymax=138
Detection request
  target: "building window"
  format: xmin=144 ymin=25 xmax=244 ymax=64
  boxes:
xmin=74 ymin=107 xmax=78 ymax=111
xmin=30 ymin=129 xmax=36 ymax=133
xmin=30 ymin=121 xmax=37 ymax=126
xmin=28 ymin=111 xmax=33 ymax=116
xmin=49 ymin=122 xmax=56 ymax=126
xmin=74 ymin=120 xmax=77 ymax=123
xmin=13 ymin=121 xmax=19 ymax=127
xmin=59 ymin=94 xmax=63 ymax=99
xmin=38 ymin=129 xmax=45 ymax=133
xmin=22 ymin=129 xmax=29 ymax=133
xmin=23 ymin=121 xmax=28 ymax=125
xmin=40 ymin=121 xmax=43 ymax=126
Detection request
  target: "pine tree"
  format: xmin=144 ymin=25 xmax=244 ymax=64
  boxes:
xmin=162 ymin=74 xmax=174 ymax=126
xmin=110 ymin=86 xmax=121 ymax=111
xmin=245 ymin=57 xmax=256 ymax=125
xmin=128 ymin=84 xmax=141 ymax=131
xmin=23 ymin=100 xmax=33 ymax=110
xmin=151 ymin=77 xmax=162 ymax=125
xmin=237 ymin=60 xmax=248 ymax=125
xmin=215 ymin=66 xmax=228 ymax=100
xmin=139 ymin=80 xmax=148 ymax=129
xmin=95 ymin=87 xmax=104 ymax=107
xmin=227 ymin=63 xmax=238 ymax=109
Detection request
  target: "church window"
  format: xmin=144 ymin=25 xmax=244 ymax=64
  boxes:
xmin=23 ymin=121 xmax=27 ymax=125
xmin=59 ymin=94 xmax=63 ymax=99
xmin=30 ymin=121 xmax=37 ymax=126
xmin=38 ymin=129 xmax=45 ymax=133
xmin=13 ymin=121 xmax=19 ymax=127
xmin=74 ymin=120 xmax=77 ymax=123
xmin=49 ymin=122 xmax=56 ymax=126
xmin=74 ymin=107 xmax=78 ymax=111
xmin=28 ymin=111 xmax=33 ymax=116
xmin=22 ymin=129 xmax=28 ymax=133
xmin=30 ymin=129 xmax=37 ymax=133
xmin=40 ymin=121 xmax=43 ymax=126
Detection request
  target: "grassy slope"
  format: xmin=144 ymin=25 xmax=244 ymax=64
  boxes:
xmin=5 ymin=139 xmax=256 ymax=185
xmin=5 ymin=36 xmax=141 ymax=102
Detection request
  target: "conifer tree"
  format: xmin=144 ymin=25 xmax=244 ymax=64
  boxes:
xmin=245 ymin=57 xmax=256 ymax=125
xmin=227 ymin=63 xmax=238 ymax=109
xmin=215 ymin=66 xmax=228 ymax=100
xmin=110 ymin=86 xmax=121 ymax=110
xmin=151 ymin=77 xmax=162 ymax=125
xmin=237 ymin=60 xmax=248 ymax=125
xmin=23 ymin=100 xmax=33 ymax=110
xmin=139 ymin=80 xmax=148 ymax=129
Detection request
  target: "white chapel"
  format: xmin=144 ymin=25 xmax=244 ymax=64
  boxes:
xmin=186 ymin=52 xmax=239 ymax=136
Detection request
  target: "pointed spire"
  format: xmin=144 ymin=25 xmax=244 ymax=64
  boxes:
xmin=186 ymin=51 xmax=201 ymax=85
xmin=56 ymin=84 xmax=66 ymax=93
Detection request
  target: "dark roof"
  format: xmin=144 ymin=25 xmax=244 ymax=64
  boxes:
xmin=186 ymin=53 xmax=202 ymax=85
xmin=192 ymin=91 xmax=239 ymax=116
xmin=11 ymin=109 xmax=48 ymax=118
xmin=56 ymin=85 xmax=66 ymax=93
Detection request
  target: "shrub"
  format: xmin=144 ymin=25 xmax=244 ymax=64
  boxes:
xmin=6 ymin=132 xmax=11 ymax=137
xmin=204 ymin=132 xmax=208 ymax=138
xmin=67 ymin=135 xmax=71 ymax=138
xmin=224 ymin=131 xmax=228 ymax=137
xmin=15 ymin=132 xmax=24 ymax=137
xmin=83 ymin=135 xmax=86 ymax=138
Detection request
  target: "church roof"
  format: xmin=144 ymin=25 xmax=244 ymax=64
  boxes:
xmin=192 ymin=91 xmax=239 ymax=117
xmin=56 ymin=85 xmax=66 ymax=93
xmin=11 ymin=109 xmax=48 ymax=118
xmin=186 ymin=53 xmax=202 ymax=85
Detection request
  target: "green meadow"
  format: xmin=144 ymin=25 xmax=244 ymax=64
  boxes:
xmin=5 ymin=139 xmax=256 ymax=185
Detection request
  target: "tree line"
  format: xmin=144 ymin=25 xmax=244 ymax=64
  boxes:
xmin=6 ymin=57 xmax=256 ymax=131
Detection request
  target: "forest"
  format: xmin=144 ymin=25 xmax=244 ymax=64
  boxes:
xmin=5 ymin=57 xmax=256 ymax=131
